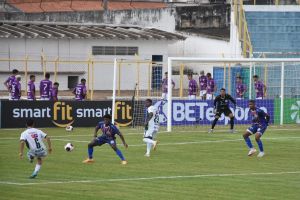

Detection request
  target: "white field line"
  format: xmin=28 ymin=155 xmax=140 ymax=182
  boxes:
xmin=1 ymin=135 xmax=300 ymax=146
xmin=1 ymin=171 xmax=299 ymax=186
xmin=1 ymin=128 xmax=300 ymax=140
xmin=49 ymin=136 xmax=300 ymax=147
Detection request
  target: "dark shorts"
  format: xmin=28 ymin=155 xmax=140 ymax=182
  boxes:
xmin=215 ymin=107 xmax=232 ymax=117
xmin=96 ymin=136 xmax=116 ymax=146
xmin=247 ymin=124 xmax=267 ymax=135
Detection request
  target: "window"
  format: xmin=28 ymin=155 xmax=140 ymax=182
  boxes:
xmin=92 ymin=46 xmax=139 ymax=56
xmin=68 ymin=76 xmax=78 ymax=89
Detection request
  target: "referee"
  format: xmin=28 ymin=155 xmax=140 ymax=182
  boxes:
xmin=209 ymin=88 xmax=237 ymax=133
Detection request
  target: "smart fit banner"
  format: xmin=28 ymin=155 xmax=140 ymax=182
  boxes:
xmin=0 ymin=100 xmax=133 ymax=128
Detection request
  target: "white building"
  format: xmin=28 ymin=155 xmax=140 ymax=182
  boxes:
xmin=0 ymin=21 xmax=185 ymax=91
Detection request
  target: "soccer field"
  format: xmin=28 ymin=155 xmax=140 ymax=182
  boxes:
xmin=0 ymin=126 xmax=300 ymax=200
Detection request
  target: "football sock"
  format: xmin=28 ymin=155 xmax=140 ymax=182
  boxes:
xmin=146 ymin=143 xmax=152 ymax=154
xmin=143 ymin=138 xmax=155 ymax=144
xmin=116 ymin=149 xmax=125 ymax=161
xmin=244 ymin=137 xmax=253 ymax=149
xmin=256 ymin=139 xmax=264 ymax=152
xmin=211 ymin=118 xmax=218 ymax=129
xmin=88 ymin=147 xmax=93 ymax=159
xmin=34 ymin=164 xmax=41 ymax=174
xmin=230 ymin=117 xmax=234 ymax=129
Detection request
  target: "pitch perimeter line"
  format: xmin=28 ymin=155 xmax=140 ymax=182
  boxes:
xmin=1 ymin=171 xmax=299 ymax=186
xmin=1 ymin=128 xmax=299 ymax=140
xmin=1 ymin=136 xmax=300 ymax=145
xmin=50 ymin=136 xmax=300 ymax=147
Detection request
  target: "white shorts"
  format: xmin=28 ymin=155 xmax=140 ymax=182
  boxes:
xmin=40 ymin=97 xmax=50 ymax=101
xmin=144 ymin=129 xmax=158 ymax=139
xmin=161 ymin=93 xmax=167 ymax=100
xmin=27 ymin=148 xmax=47 ymax=158
xmin=206 ymin=93 xmax=213 ymax=100
xmin=188 ymin=95 xmax=196 ymax=100
xmin=199 ymin=90 xmax=207 ymax=97
xmin=236 ymin=97 xmax=244 ymax=100
xmin=256 ymin=97 xmax=263 ymax=100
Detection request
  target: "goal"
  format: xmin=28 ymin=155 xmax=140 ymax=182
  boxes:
xmin=165 ymin=57 xmax=300 ymax=132
xmin=112 ymin=57 xmax=300 ymax=132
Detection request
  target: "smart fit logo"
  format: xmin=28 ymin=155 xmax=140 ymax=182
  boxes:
xmin=114 ymin=101 xmax=132 ymax=126
xmin=52 ymin=102 xmax=74 ymax=127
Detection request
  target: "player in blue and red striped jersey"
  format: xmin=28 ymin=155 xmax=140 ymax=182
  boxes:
xmin=83 ymin=114 xmax=128 ymax=165
xmin=243 ymin=100 xmax=270 ymax=158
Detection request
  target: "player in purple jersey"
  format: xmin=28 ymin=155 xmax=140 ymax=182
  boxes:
xmin=3 ymin=69 xmax=19 ymax=99
xmin=51 ymin=82 xmax=59 ymax=101
xmin=253 ymin=75 xmax=267 ymax=99
xmin=199 ymin=71 xmax=207 ymax=100
xmin=39 ymin=73 xmax=52 ymax=100
xmin=10 ymin=75 xmax=21 ymax=101
xmin=243 ymin=100 xmax=270 ymax=157
xmin=206 ymin=73 xmax=216 ymax=100
xmin=73 ymin=78 xmax=87 ymax=101
xmin=83 ymin=114 xmax=128 ymax=165
xmin=187 ymin=73 xmax=198 ymax=100
xmin=161 ymin=72 xmax=175 ymax=100
xmin=236 ymin=76 xmax=247 ymax=99
xmin=27 ymin=75 xmax=36 ymax=100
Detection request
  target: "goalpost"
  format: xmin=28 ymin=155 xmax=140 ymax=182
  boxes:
xmin=111 ymin=58 xmax=166 ymax=130
xmin=166 ymin=57 xmax=300 ymax=132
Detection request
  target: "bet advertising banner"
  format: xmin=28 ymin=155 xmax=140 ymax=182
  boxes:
xmin=0 ymin=100 xmax=133 ymax=128
xmin=155 ymin=99 xmax=275 ymax=126
xmin=274 ymin=98 xmax=300 ymax=124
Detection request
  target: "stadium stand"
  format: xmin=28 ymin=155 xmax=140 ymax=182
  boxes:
xmin=244 ymin=6 xmax=300 ymax=58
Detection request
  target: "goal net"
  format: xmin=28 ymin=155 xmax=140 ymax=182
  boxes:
xmin=165 ymin=57 xmax=300 ymax=132
xmin=112 ymin=57 xmax=300 ymax=132
xmin=111 ymin=58 xmax=168 ymax=131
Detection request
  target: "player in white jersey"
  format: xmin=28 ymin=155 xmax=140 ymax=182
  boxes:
xmin=143 ymin=99 xmax=159 ymax=157
xmin=19 ymin=119 xmax=52 ymax=178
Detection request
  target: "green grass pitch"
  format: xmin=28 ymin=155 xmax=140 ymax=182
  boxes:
xmin=0 ymin=126 xmax=300 ymax=200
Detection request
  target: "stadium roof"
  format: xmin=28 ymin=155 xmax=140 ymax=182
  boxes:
xmin=0 ymin=21 xmax=186 ymax=40
xmin=7 ymin=0 xmax=167 ymax=13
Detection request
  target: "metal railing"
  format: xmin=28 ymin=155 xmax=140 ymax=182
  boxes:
xmin=234 ymin=0 xmax=253 ymax=57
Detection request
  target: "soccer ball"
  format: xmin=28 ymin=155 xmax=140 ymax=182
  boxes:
xmin=66 ymin=125 xmax=73 ymax=132
xmin=64 ymin=143 xmax=74 ymax=152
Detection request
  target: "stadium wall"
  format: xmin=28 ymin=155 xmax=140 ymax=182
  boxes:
xmin=0 ymin=38 xmax=171 ymax=91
